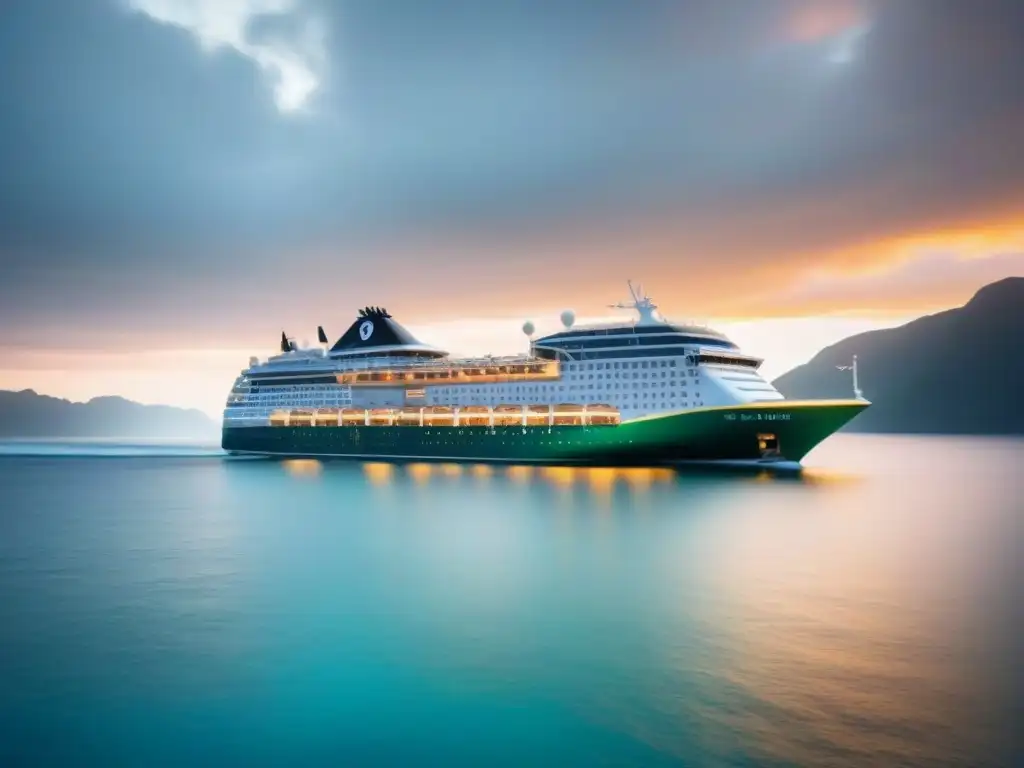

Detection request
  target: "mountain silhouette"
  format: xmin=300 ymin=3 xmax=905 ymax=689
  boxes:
xmin=0 ymin=389 xmax=218 ymax=439
xmin=772 ymin=277 xmax=1024 ymax=434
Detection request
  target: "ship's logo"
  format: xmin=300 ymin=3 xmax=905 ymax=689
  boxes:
xmin=359 ymin=320 xmax=374 ymax=341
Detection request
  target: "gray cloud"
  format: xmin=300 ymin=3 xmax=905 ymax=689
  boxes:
xmin=1 ymin=0 xmax=1023 ymax=345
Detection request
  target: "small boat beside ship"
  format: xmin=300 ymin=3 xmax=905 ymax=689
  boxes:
xmin=221 ymin=283 xmax=868 ymax=466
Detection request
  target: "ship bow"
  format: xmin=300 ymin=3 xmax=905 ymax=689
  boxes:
xmin=612 ymin=399 xmax=869 ymax=465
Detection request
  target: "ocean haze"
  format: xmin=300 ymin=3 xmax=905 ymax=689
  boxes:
xmin=0 ymin=389 xmax=218 ymax=439
xmin=0 ymin=434 xmax=1020 ymax=766
xmin=3 ymin=277 xmax=1020 ymax=435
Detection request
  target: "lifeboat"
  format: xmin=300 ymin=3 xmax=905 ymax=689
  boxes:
xmin=423 ymin=406 xmax=455 ymax=426
xmin=552 ymin=403 xmax=584 ymax=426
xmin=459 ymin=405 xmax=490 ymax=427
xmin=585 ymin=403 xmax=621 ymax=426
xmin=288 ymin=409 xmax=314 ymax=426
xmin=269 ymin=410 xmax=290 ymax=427
xmin=341 ymin=408 xmax=366 ymax=425
xmin=313 ymin=408 xmax=341 ymax=426
xmin=492 ymin=404 xmax=522 ymax=427
xmin=397 ymin=407 xmax=422 ymax=426
xmin=525 ymin=404 xmax=550 ymax=426
xmin=368 ymin=408 xmax=397 ymax=426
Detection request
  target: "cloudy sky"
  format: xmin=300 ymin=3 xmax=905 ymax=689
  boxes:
xmin=1 ymin=0 xmax=1022 ymax=416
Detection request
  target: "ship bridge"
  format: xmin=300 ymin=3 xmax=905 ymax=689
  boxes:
xmin=532 ymin=323 xmax=739 ymax=362
xmin=531 ymin=282 xmax=740 ymax=363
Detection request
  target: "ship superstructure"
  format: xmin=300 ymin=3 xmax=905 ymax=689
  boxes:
xmin=222 ymin=283 xmax=868 ymax=465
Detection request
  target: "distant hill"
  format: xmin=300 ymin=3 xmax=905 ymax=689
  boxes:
xmin=772 ymin=277 xmax=1024 ymax=434
xmin=0 ymin=389 xmax=219 ymax=439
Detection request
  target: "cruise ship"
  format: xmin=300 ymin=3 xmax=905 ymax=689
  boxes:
xmin=221 ymin=283 xmax=868 ymax=466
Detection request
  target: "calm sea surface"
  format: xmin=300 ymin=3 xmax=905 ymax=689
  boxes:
xmin=0 ymin=435 xmax=1021 ymax=767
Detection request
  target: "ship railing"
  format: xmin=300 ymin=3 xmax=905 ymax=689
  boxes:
xmin=340 ymin=354 xmax=545 ymax=371
xmin=335 ymin=359 xmax=560 ymax=387
xmin=248 ymin=353 xmax=553 ymax=376
xmin=288 ymin=408 xmax=315 ymax=426
xmin=269 ymin=404 xmax=621 ymax=428
xmin=540 ymin=319 xmax=720 ymax=335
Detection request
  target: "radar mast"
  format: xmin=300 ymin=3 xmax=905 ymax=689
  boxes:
xmin=609 ymin=280 xmax=663 ymax=325
xmin=836 ymin=355 xmax=864 ymax=400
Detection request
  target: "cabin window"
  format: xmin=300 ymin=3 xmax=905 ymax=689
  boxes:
xmin=697 ymin=353 xmax=759 ymax=369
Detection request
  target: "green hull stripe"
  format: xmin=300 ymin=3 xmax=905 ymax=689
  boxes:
xmin=223 ymin=400 xmax=869 ymax=465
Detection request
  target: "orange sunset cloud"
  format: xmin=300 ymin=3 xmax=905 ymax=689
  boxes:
xmin=781 ymin=0 xmax=867 ymax=43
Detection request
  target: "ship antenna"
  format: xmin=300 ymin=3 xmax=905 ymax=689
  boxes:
xmin=836 ymin=355 xmax=864 ymax=400
xmin=609 ymin=279 xmax=661 ymax=325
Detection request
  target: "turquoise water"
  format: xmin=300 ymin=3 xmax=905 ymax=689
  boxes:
xmin=0 ymin=435 xmax=1020 ymax=766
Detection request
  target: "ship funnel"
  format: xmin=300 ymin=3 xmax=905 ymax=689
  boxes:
xmin=317 ymin=325 xmax=328 ymax=345
xmin=280 ymin=331 xmax=290 ymax=353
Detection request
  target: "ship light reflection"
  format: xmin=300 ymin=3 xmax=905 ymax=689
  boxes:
xmin=584 ymin=467 xmax=618 ymax=495
xmin=540 ymin=466 xmax=576 ymax=488
xmin=362 ymin=462 xmax=394 ymax=485
xmin=470 ymin=464 xmax=493 ymax=480
xmin=506 ymin=465 xmax=534 ymax=483
xmin=282 ymin=459 xmax=322 ymax=478
xmin=406 ymin=463 xmax=433 ymax=484
xmin=795 ymin=468 xmax=863 ymax=487
xmin=622 ymin=467 xmax=674 ymax=491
